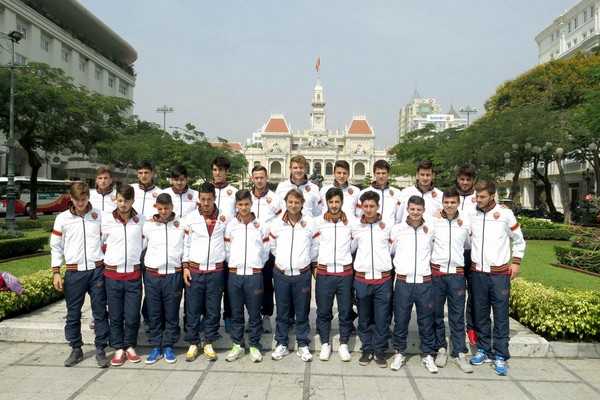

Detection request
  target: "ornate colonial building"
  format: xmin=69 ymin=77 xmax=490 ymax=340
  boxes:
xmin=244 ymin=79 xmax=388 ymax=185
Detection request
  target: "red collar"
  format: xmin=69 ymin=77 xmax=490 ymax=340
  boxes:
xmin=477 ymin=200 xmax=496 ymax=213
xmin=289 ymin=175 xmax=308 ymax=187
xmin=370 ymin=182 xmax=389 ymax=190
xmin=212 ymin=180 xmax=228 ymax=189
xmin=70 ymin=203 xmax=92 ymax=216
xmin=112 ymin=208 xmax=138 ymax=224
xmin=200 ymin=205 xmax=219 ymax=218
xmin=236 ymin=212 xmax=256 ymax=225
xmin=152 ymin=212 xmax=176 ymax=223
xmin=139 ymin=182 xmax=156 ymax=191
xmin=360 ymin=213 xmax=381 ymax=224
xmin=459 ymin=188 xmax=475 ymax=196
xmin=96 ymin=187 xmax=113 ymax=196
xmin=324 ymin=211 xmax=347 ymax=223
xmin=252 ymin=188 xmax=269 ymax=198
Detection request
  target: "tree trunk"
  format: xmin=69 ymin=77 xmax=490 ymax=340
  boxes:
xmin=556 ymin=157 xmax=572 ymax=224
xmin=541 ymin=162 xmax=557 ymax=215
xmin=509 ymin=156 xmax=524 ymax=202
xmin=25 ymin=145 xmax=42 ymax=220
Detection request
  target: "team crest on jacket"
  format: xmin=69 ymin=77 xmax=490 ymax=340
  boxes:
xmin=305 ymin=186 xmax=311 ymax=192
xmin=91 ymin=212 xmax=98 ymax=220
xmin=266 ymin=197 xmax=272 ymax=204
xmin=188 ymin=193 xmax=193 ymax=200
xmin=227 ymin=189 xmax=233 ymax=196
xmin=301 ymin=220 xmax=307 ymax=228
xmin=457 ymin=219 xmax=463 ymax=227
xmin=493 ymin=212 xmax=500 ymax=220
xmin=152 ymin=192 xmax=158 ymax=198
xmin=174 ymin=221 xmax=180 ymax=228
xmin=220 ymin=215 xmax=226 ymax=222
xmin=423 ymin=226 xmax=429 ymax=234
xmin=348 ymin=188 xmax=354 ymax=195
xmin=111 ymin=196 xmax=116 ymax=202
xmin=471 ymin=197 xmax=476 ymax=203
xmin=432 ymin=192 xmax=438 ymax=198
xmin=343 ymin=219 xmax=348 ymax=226
xmin=379 ymin=222 xmax=386 ymax=229
xmin=253 ymin=221 xmax=260 ymax=228
xmin=389 ymin=190 xmax=394 ymax=196
xmin=133 ymin=216 xmax=139 ymax=224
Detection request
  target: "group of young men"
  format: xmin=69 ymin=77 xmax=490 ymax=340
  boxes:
xmin=51 ymin=154 xmax=525 ymax=376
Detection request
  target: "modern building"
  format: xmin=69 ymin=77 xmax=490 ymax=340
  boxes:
xmin=397 ymin=90 xmax=443 ymax=138
xmin=0 ymin=0 xmax=137 ymax=182
xmin=536 ymin=0 xmax=600 ymax=63
xmin=243 ymin=78 xmax=388 ymax=186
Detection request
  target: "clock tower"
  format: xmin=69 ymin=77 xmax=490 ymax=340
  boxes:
xmin=310 ymin=78 xmax=326 ymax=133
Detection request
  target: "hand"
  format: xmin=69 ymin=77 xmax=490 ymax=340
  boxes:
xmin=53 ymin=274 xmax=63 ymax=291
xmin=183 ymin=269 xmax=192 ymax=287
xmin=509 ymin=263 xmax=520 ymax=280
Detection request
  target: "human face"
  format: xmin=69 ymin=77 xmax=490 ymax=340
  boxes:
xmin=71 ymin=195 xmax=89 ymax=215
xmin=476 ymin=190 xmax=495 ymax=210
xmin=199 ymin=192 xmax=216 ymax=214
xmin=285 ymin=194 xmax=303 ymax=217
xmin=333 ymin=167 xmax=349 ymax=187
xmin=327 ymin=195 xmax=343 ymax=217
xmin=362 ymin=200 xmax=379 ymax=220
xmin=171 ymin=175 xmax=188 ymax=192
xmin=236 ymin=198 xmax=252 ymax=219
xmin=442 ymin=196 xmax=460 ymax=217
xmin=251 ymin=170 xmax=268 ymax=191
xmin=95 ymin=173 xmax=112 ymax=191
xmin=374 ymin=168 xmax=389 ymax=188
xmin=417 ymin=168 xmax=434 ymax=189
xmin=457 ymin=174 xmax=475 ymax=192
xmin=290 ymin=162 xmax=306 ymax=182
xmin=212 ymin=165 xmax=228 ymax=184
xmin=116 ymin=193 xmax=134 ymax=215
xmin=137 ymin=168 xmax=153 ymax=185
xmin=407 ymin=202 xmax=424 ymax=224
xmin=156 ymin=202 xmax=174 ymax=222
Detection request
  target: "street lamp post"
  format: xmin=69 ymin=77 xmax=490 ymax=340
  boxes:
xmin=2 ymin=30 xmax=24 ymax=230
xmin=459 ymin=105 xmax=478 ymax=127
xmin=156 ymin=105 xmax=174 ymax=132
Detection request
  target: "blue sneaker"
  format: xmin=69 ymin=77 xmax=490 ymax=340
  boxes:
xmin=145 ymin=347 xmax=163 ymax=365
xmin=470 ymin=349 xmax=491 ymax=365
xmin=493 ymin=355 xmax=507 ymax=375
xmin=164 ymin=347 xmax=177 ymax=364
xmin=224 ymin=318 xmax=233 ymax=334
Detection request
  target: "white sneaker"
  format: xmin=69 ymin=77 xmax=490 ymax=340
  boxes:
xmin=435 ymin=348 xmax=447 ymax=367
xmin=390 ymin=352 xmax=406 ymax=371
xmin=262 ymin=315 xmax=272 ymax=333
xmin=338 ymin=344 xmax=351 ymax=362
xmin=453 ymin=353 xmax=474 ymax=373
xmin=271 ymin=344 xmax=289 ymax=361
xmin=422 ymin=355 xmax=439 ymax=374
xmin=319 ymin=343 xmax=331 ymax=361
xmin=296 ymin=346 xmax=313 ymax=362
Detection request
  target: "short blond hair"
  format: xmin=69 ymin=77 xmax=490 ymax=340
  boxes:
xmin=70 ymin=182 xmax=90 ymax=199
xmin=290 ymin=155 xmax=307 ymax=169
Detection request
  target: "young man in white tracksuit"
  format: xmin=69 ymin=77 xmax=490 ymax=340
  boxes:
xmin=224 ymin=189 xmax=270 ymax=363
xmin=132 ymin=160 xmax=161 ymax=216
xmin=89 ymin=167 xmax=117 ymax=212
xmin=142 ymin=193 xmax=185 ymax=365
xmin=389 ymin=195 xmax=438 ymax=373
xmin=162 ymin=165 xmax=199 ymax=219
xmin=319 ymin=160 xmax=360 ymax=217
xmin=396 ymin=160 xmax=443 ymax=223
xmin=275 ymin=155 xmax=323 ymax=218
xmin=469 ymin=180 xmax=526 ymax=376
xmin=357 ymin=159 xmax=401 ymax=222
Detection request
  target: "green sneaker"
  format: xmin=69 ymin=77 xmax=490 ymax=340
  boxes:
xmin=250 ymin=346 xmax=263 ymax=363
xmin=226 ymin=344 xmax=245 ymax=362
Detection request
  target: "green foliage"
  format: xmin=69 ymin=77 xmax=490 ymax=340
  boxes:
xmin=0 ymin=218 xmax=55 ymax=231
xmin=1 ymin=254 xmax=51 ymax=278
xmin=0 ymin=230 xmax=25 ymax=240
xmin=0 ymin=237 xmax=47 ymax=260
xmin=0 ymin=270 xmax=64 ymax=321
xmin=555 ymin=246 xmax=600 ymax=273
xmin=517 ymin=216 xmax=564 ymax=230
xmin=510 ymin=278 xmax=600 ymax=340
xmin=522 ymin=229 xmax=573 ymax=240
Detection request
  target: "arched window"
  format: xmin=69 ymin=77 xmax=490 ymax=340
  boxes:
xmin=270 ymin=161 xmax=281 ymax=175
xmin=325 ymin=162 xmax=333 ymax=175
xmin=314 ymin=162 xmax=322 ymax=175
xmin=354 ymin=162 xmax=366 ymax=176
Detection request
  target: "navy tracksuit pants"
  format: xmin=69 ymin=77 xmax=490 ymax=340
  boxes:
xmin=432 ymin=274 xmax=468 ymax=357
xmin=392 ymin=279 xmax=435 ymax=356
xmin=105 ymin=276 xmax=142 ymax=350
xmin=63 ymin=267 xmax=109 ymax=352
xmin=144 ymin=271 xmax=183 ymax=348
xmin=464 ymin=250 xmax=474 ymax=330
xmin=261 ymin=253 xmax=275 ymax=317
xmin=184 ymin=270 xmax=224 ymax=345
xmin=273 ymin=268 xmax=312 ymax=348
xmin=353 ymin=278 xmax=392 ymax=355
xmin=315 ymin=273 xmax=353 ymax=345
xmin=228 ymin=273 xmax=264 ymax=349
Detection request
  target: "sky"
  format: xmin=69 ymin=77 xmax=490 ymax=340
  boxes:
xmin=80 ymin=0 xmax=577 ymax=149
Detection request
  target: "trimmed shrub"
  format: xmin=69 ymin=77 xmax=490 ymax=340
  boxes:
xmin=0 ymin=237 xmax=47 ymax=260
xmin=522 ymin=229 xmax=573 ymax=240
xmin=555 ymin=246 xmax=600 ymax=274
xmin=0 ymin=230 xmax=25 ymax=240
xmin=0 ymin=270 xmax=64 ymax=320
xmin=0 ymin=218 xmax=56 ymax=230
xmin=510 ymin=278 xmax=600 ymax=341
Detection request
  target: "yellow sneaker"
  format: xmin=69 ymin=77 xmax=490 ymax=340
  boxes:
xmin=204 ymin=343 xmax=218 ymax=361
xmin=185 ymin=344 xmax=198 ymax=362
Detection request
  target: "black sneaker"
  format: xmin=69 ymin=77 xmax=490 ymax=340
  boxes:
xmin=95 ymin=350 xmax=109 ymax=368
xmin=374 ymin=353 xmax=387 ymax=368
xmin=64 ymin=347 xmax=83 ymax=367
xmin=358 ymin=351 xmax=373 ymax=366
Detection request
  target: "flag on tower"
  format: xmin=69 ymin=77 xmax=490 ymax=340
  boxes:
xmin=315 ymin=57 xmax=320 ymax=72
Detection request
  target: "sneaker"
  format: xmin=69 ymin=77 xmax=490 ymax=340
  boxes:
xmin=125 ymin=347 xmax=141 ymax=363
xmin=95 ymin=350 xmax=109 ymax=368
xmin=111 ymin=349 xmax=125 ymax=367
xmin=204 ymin=343 xmax=218 ymax=361
xmin=297 ymin=346 xmax=313 ymax=362
xmin=492 ymin=355 xmax=508 ymax=376
xmin=358 ymin=351 xmax=373 ymax=366
xmin=164 ymin=347 xmax=177 ymax=364
xmin=319 ymin=343 xmax=331 ymax=361
xmin=374 ymin=353 xmax=387 ymax=368
xmin=435 ymin=348 xmax=447 ymax=367
xmin=224 ymin=318 xmax=233 ymax=334
xmin=272 ymin=344 xmax=289 ymax=361
xmin=453 ymin=353 xmax=474 ymax=373
xmin=467 ymin=328 xmax=478 ymax=345
xmin=64 ymin=347 xmax=83 ymax=367
xmin=421 ymin=355 xmax=439 ymax=374
xmin=339 ymin=344 xmax=351 ymax=362
xmin=390 ymin=352 xmax=406 ymax=371
xmin=470 ymin=348 xmax=492 ymax=365
xmin=145 ymin=347 xmax=163 ymax=365
xmin=262 ymin=315 xmax=272 ymax=333
xmin=185 ymin=344 xmax=199 ymax=362
xmin=226 ymin=343 xmax=245 ymax=362
xmin=250 ymin=346 xmax=263 ymax=363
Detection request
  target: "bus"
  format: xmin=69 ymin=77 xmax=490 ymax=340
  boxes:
xmin=0 ymin=177 xmax=74 ymax=215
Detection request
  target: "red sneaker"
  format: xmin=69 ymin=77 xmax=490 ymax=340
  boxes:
xmin=467 ymin=328 xmax=478 ymax=345
xmin=111 ymin=349 xmax=125 ymax=366
xmin=125 ymin=347 xmax=141 ymax=363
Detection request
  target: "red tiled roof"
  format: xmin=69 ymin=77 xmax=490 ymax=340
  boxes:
xmin=264 ymin=117 xmax=289 ymax=133
xmin=348 ymin=119 xmax=373 ymax=135
xmin=210 ymin=142 xmax=243 ymax=152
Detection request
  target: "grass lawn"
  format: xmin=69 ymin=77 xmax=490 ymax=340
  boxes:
xmin=1 ymin=254 xmax=51 ymax=277
xmin=520 ymin=240 xmax=600 ymax=292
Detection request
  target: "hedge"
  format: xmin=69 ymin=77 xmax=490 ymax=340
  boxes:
xmin=0 ymin=218 xmax=55 ymax=231
xmin=0 ymin=237 xmax=47 ymax=260
xmin=522 ymin=228 xmax=573 ymax=241
xmin=555 ymin=246 xmax=600 ymax=274
xmin=0 ymin=270 xmax=64 ymax=320
xmin=510 ymin=278 xmax=600 ymax=341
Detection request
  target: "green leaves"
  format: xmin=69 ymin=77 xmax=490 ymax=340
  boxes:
xmin=0 ymin=270 xmax=64 ymax=321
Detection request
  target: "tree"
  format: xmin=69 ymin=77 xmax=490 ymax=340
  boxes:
xmin=0 ymin=62 xmax=132 ymax=218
